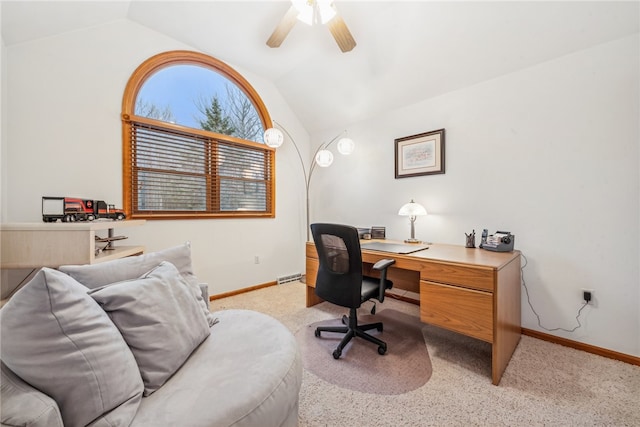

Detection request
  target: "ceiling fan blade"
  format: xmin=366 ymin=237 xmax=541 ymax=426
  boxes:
xmin=266 ymin=5 xmax=299 ymax=48
xmin=327 ymin=14 xmax=356 ymax=53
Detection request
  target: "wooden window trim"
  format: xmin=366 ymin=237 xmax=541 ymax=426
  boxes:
xmin=121 ymin=50 xmax=275 ymax=219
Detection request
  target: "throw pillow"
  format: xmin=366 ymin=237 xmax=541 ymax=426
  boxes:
xmin=0 ymin=268 xmax=143 ymax=427
xmin=89 ymin=261 xmax=211 ymax=396
xmin=1 ymin=362 xmax=64 ymax=427
xmin=59 ymin=242 xmax=217 ymax=327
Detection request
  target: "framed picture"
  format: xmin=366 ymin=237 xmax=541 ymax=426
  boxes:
xmin=394 ymin=129 xmax=445 ymax=178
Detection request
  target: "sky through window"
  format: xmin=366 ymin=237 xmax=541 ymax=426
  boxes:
xmin=137 ymin=65 xmax=226 ymax=129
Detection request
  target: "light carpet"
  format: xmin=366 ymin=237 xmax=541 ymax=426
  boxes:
xmin=210 ymin=281 xmax=640 ymax=426
xmin=295 ymin=308 xmax=432 ymax=395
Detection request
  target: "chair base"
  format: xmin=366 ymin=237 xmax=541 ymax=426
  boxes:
xmin=315 ymin=308 xmax=387 ymax=359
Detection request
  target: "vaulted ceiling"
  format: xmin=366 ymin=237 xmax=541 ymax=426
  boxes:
xmin=2 ymin=1 xmax=639 ymax=133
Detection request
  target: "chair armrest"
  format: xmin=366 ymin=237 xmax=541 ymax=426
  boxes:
xmin=372 ymin=259 xmax=395 ymax=271
xmin=372 ymin=259 xmax=395 ymax=303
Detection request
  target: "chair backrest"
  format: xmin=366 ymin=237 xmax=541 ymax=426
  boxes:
xmin=310 ymin=223 xmax=363 ymax=309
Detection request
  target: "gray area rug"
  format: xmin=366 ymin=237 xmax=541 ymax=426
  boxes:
xmin=294 ymin=308 xmax=432 ymax=395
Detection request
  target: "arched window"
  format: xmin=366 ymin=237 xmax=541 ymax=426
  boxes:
xmin=122 ymin=50 xmax=275 ymax=219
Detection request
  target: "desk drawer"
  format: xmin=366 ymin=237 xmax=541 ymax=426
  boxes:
xmin=420 ymin=281 xmax=493 ymax=343
xmin=419 ymin=262 xmax=494 ymax=292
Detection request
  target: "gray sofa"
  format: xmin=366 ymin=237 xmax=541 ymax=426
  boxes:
xmin=0 ymin=243 xmax=302 ymax=427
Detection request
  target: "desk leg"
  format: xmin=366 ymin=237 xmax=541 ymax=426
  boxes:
xmin=306 ymin=285 xmax=323 ymax=307
xmin=491 ymin=255 xmax=522 ymax=385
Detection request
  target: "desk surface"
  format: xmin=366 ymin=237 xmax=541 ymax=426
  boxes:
xmin=359 ymin=239 xmax=519 ymax=269
xmin=360 ymin=241 xmax=429 ymax=254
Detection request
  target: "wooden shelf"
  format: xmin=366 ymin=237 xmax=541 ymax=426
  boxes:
xmin=1 ymin=220 xmax=145 ymax=268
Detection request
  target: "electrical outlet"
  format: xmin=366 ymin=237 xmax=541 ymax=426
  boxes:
xmin=254 ymin=255 xmax=260 ymax=264
xmin=581 ymin=288 xmax=595 ymax=306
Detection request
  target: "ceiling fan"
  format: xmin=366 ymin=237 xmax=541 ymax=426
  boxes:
xmin=266 ymin=0 xmax=356 ymax=53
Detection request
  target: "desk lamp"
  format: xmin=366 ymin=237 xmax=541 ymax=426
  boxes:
xmin=398 ymin=199 xmax=427 ymax=243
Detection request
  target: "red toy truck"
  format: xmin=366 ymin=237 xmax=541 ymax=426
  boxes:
xmin=42 ymin=197 xmax=126 ymax=222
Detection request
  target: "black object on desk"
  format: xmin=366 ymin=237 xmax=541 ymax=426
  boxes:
xmin=361 ymin=241 xmax=429 ymax=254
xmin=482 ymin=231 xmax=515 ymax=252
xmin=370 ymin=226 xmax=386 ymax=239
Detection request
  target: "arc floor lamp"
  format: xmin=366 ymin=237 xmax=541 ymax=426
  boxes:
xmin=264 ymin=122 xmax=355 ymax=241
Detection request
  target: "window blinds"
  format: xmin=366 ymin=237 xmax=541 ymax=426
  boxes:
xmin=125 ymin=117 xmax=274 ymax=217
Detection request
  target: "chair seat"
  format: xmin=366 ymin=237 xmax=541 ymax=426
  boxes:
xmin=361 ymin=276 xmax=390 ymax=303
xmin=361 ymin=276 xmax=380 ymax=302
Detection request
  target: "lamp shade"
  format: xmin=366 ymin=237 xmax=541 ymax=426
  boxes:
xmin=315 ymin=149 xmax=334 ymax=167
xmin=263 ymin=128 xmax=284 ymax=148
xmin=337 ymin=137 xmax=355 ymax=155
xmin=398 ymin=200 xmax=427 ymax=216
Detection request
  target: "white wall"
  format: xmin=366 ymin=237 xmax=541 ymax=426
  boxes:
xmin=312 ymin=35 xmax=640 ymax=357
xmin=2 ymin=20 xmax=310 ymax=294
xmin=3 ymin=16 xmax=638 ymax=358
xmin=1 ymin=33 xmax=6 ymax=221
xmin=1 ymin=4 xmax=6 ymax=222
xmin=1 ymin=24 xmax=8 ymax=290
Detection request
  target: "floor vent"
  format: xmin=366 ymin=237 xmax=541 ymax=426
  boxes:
xmin=277 ymin=273 xmax=302 ymax=285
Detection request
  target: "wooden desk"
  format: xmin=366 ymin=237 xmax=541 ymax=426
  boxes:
xmin=305 ymin=240 xmax=522 ymax=385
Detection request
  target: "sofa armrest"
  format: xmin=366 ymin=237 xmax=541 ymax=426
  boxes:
xmin=1 ymin=362 xmax=64 ymax=427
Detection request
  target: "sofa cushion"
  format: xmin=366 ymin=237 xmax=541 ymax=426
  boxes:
xmin=89 ymin=261 xmax=211 ymax=396
xmin=59 ymin=242 xmax=216 ymax=326
xmin=0 ymin=268 xmax=143 ymax=427
xmin=130 ymin=309 xmax=302 ymax=427
xmin=0 ymin=362 xmax=64 ymax=427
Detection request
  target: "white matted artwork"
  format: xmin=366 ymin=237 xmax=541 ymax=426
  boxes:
xmin=394 ymin=129 xmax=445 ymax=178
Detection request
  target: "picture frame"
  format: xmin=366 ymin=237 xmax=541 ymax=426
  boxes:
xmin=394 ymin=129 xmax=445 ymax=178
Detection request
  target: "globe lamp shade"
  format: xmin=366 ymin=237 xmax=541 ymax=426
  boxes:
xmin=264 ymin=128 xmax=284 ymax=148
xmin=337 ymin=137 xmax=355 ymax=155
xmin=315 ymin=149 xmax=334 ymax=167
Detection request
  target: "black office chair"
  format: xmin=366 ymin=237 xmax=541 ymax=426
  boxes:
xmin=310 ymin=223 xmax=396 ymax=359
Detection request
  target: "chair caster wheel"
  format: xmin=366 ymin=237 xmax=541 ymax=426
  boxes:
xmin=341 ymin=315 xmax=348 ymax=325
xmin=333 ymin=349 xmax=341 ymax=359
xmin=377 ymin=324 xmax=383 ymax=332
xmin=378 ymin=346 xmax=387 ymax=355
xmin=314 ymin=329 xmax=321 ymax=337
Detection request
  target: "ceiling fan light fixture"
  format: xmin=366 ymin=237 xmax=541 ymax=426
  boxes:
xmin=292 ymin=0 xmax=314 ymax=25
xmin=269 ymin=0 xmax=355 ymax=52
xmin=292 ymin=0 xmax=336 ymax=26
xmin=317 ymin=1 xmax=337 ymax=24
